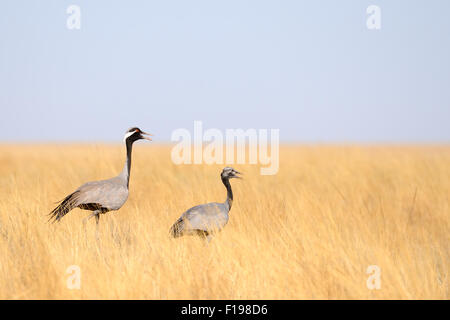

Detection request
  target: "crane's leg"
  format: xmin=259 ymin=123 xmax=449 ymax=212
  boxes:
xmin=95 ymin=211 xmax=100 ymax=240
xmin=82 ymin=212 xmax=97 ymax=227
xmin=82 ymin=210 xmax=101 ymax=240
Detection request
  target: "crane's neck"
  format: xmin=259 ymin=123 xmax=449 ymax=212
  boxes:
xmin=222 ymin=177 xmax=233 ymax=211
xmin=120 ymin=139 xmax=133 ymax=187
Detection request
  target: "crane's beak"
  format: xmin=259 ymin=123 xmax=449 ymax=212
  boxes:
xmin=233 ymin=170 xmax=243 ymax=179
xmin=140 ymin=131 xmax=153 ymax=141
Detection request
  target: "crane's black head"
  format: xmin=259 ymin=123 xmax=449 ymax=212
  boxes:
xmin=221 ymin=167 xmax=242 ymax=180
xmin=123 ymin=127 xmax=152 ymax=143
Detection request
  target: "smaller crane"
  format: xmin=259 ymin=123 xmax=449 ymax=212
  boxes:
xmin=170 ymin=167 xmax=242 ymax=241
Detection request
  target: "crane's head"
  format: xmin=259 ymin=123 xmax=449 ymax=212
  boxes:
xmin=221 ymin=167 xmax=242 ymax=180
xmin=123 ymin=127 xmax=153 ymax=143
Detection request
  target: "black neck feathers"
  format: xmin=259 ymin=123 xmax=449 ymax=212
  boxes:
xmin=221 ymin=176 xmax=233 ymax=210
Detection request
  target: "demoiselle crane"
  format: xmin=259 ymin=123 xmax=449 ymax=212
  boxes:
xmin=169 ymin=167 xmax=242 ymax=241
xmin=48 ymin=127 xmax=152 ymax=227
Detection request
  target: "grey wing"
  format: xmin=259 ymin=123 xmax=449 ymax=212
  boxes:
xmin=172 ymin=203 xmax=229 ymax=235
xmin=75 ymin=178 xmax=129 ymax=211
xmin=48 ymin=177 xmax=129 ymax=223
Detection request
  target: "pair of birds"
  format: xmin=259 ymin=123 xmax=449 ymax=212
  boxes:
xmin=48 ymin=127 xmax=242 ymax=240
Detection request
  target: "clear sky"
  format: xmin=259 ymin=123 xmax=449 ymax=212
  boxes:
xmin=0 ymin=0 xmax=449 ymax=142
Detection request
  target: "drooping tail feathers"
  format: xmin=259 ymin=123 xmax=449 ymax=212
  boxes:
xmin=48 ymin=191 xmax=80 ymax=223
xmin=169 ymin=218 xmax=184 ymax=238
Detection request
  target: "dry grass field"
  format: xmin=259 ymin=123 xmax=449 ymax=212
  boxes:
xmin=0 ymin=144 xmax=448 ymax=299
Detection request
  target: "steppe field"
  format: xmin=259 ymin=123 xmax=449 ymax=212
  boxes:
xmin=0 ymin=144 xmax=448 ymax=299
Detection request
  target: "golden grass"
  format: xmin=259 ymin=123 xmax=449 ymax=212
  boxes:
xmin=0 ymin=144 xmax=448 ymax=299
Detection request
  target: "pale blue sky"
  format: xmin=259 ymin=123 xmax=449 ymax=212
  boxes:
xmin=0 ymin=0 xmax=449 ymax=142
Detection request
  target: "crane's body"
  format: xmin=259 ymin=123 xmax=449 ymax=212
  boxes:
xmin=172 ymin=202 xmax=230 ymax=236
xmin=48 ymin=127 xmax=151 ymax=225
xmin=53 ymin=174 xmax=128 ymax=219
xmin=170 ymin=167 xmax=241 ymax=240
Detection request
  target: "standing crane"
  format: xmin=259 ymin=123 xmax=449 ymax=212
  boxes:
xmin=48 ymin=127 xmax=152 ymax=229
xmin=169 ymin=167 xmax=242 ymax=241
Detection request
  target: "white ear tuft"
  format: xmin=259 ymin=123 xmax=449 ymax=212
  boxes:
xmin=123 ymin=130 xmax=136 ymax=142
